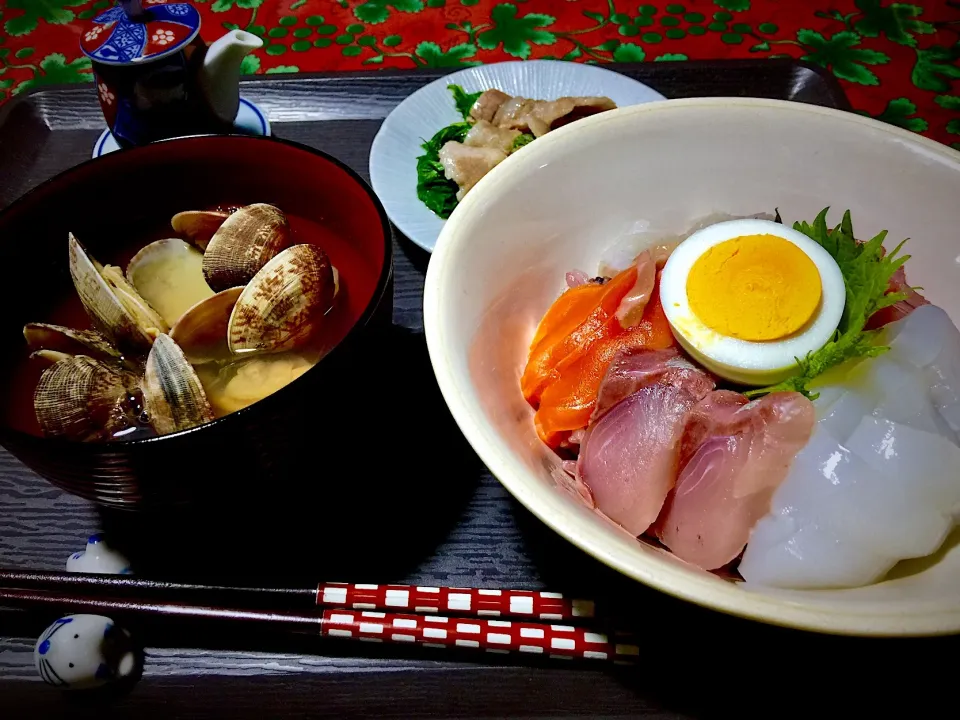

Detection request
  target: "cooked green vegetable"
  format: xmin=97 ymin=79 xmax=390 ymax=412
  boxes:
xmin=745 ymin=208 xmax=910 ymax=400
xmin=418 ymin=87 xmax=536 ymax=219
xmin=512 ymin=133 xmax=535 ymax=151
xmin=415 ymin=86 xmax=482 ymax=220
xmin=448 ymin=84 xmax=483 ymax=120
xmin=415 ymin=121 xmax=470 ymax=220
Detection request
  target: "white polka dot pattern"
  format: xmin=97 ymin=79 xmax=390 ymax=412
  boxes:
xmin=319 ymin=610 xmax=638 ymax=664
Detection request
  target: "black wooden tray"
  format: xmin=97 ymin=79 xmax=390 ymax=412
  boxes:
xmin=2 ymin=61 xmax=952 ymax=719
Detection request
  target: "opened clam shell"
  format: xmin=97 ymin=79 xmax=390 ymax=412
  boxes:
xmin=202 ymin=203 xmax=291 ymax=292
xmin=69 ymin=233 xmax=168 ymax=355
xmin=196 ymin=353 xmax=315 ymax=417
xmin=30 ymin=350 xmax=74 ymax=368
xmin=126 ymin=238 xmax=214 ymax=327
xmin=227 ymin=244 xmax=337 ymax=355
xmin=34 ymin=355 xmax=140 ymax=442
xmin=23 ymin=323 xmax=120 ymax=364
xmin=171 ymin=210 xmax=230 ymax=251
xmin=142 ymin=334 xmax=215 ymax=435
xmin=169 ymin=287 xmax=243 ymax=365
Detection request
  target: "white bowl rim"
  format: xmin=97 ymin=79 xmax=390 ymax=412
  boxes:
xmin=424 ymin=96 xmax=960 ymax=637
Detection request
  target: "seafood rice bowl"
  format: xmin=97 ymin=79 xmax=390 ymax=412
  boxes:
xmin=424 ymin=98 xmax=960 ymax=635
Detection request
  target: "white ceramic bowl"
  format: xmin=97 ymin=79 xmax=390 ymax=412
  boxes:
xmin=369 ymin=60 xmax=665 ymax=253
xmin=424 ymin=97 xmax=960 ymax=636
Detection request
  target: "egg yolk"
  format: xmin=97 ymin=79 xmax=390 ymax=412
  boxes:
xmin=685 ymin=234 xmax=822 ymax=341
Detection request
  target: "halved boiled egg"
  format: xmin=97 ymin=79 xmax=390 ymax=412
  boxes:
xmin=659 ymin=218 xmax=845 ymax=386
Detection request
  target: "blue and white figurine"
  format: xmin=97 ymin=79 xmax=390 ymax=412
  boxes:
xmin=35 ymin=615 xmax=138 ymax=690
xmin=35 ymin=534 xmax=140 ymax=690
xmin=66 ymin=534 xmax=133 ymax=575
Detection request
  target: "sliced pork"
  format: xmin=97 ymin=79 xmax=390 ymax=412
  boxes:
xmin=464 ymin=119 xmax=522 ymax=154
xmin=438 ymin=141 xmax=507 ymax=200
xmin=448 ymin=89 xmax=616 ymax=202
xmin=491 ymin=96 xmax=617 ymax=137
xmin=469 ymin=89 xmax=511 ymax=124
xmin=654 ymin=391 xmax=815 ymax=570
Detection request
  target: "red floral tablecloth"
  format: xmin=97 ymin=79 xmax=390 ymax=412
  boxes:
xmin=0 ymin=1 xmax=958 ymax=147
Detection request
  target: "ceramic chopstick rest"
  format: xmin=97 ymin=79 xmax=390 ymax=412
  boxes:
xmin=34 ymin=615 xmax=138 ymax=690
xmin=34 ymin=533 xmax=140 ymax=690
xmin=65 ymin=533 xmax=132 ymax=575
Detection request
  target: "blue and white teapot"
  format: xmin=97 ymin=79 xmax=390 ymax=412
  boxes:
xmin=80 ymin=0 xmax=261 ymax=148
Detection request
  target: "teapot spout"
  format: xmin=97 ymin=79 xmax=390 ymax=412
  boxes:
xmin=199 ymin=30 xmax=263 ymax=125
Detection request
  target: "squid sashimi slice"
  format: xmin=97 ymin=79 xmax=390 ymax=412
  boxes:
xmin=815 ymin=356 xmax=952 ymax=443
xmin=772 ymin=428 xmax=949 ymax=559
xmin=810 ymin=384 xmax=844 ymax=414
xmin=846 ymin=416 xmax=960 ymax=514
xmin=741 ymin=416 xmax=960 ymax=589
xmin=577 ymin=383 xmax=700 ymax=536
xmin=592 ymin=346 xmax=715 ymax=423
xmin=869 ymin=360 xmax=955 ymax=438
xmin=885 ymin=303 xmax=954 ymax=367
xmin=886 ymin=304 xmax=960 ymax=437
xmin=741 ymin=511 xmax=894 ymax=590
xmin=815 ymin=390 xmax=870 ymax=444
xmin=654 ymin=391 xmax=814 ymax=570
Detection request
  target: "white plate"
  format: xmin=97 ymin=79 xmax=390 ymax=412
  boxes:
xmin=369 ymin=61 xmax=666 ymax=253
xmin=92 ymin=98 xmax=271 ymax=158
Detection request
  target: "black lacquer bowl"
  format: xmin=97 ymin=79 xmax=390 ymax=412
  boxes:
xmin=0 ymin=135 xmax=393 ymax=510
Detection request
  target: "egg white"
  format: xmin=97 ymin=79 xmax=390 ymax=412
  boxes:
xmin=659 ymin=218 xmax=846 ymax=386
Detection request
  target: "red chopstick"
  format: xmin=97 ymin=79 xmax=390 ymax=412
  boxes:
xmin=0 ymin=570 xmax=599 ymax=623
xmin=318 ymin=609 xmax=638 ymax=663
xmin=0 ymin=587 xmax=638 ymax=665
xmin=315 ymin=582 xmax=596 ymax=621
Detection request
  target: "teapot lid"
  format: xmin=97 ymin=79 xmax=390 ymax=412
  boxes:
xmin=79 ymin=0 xmax=201 ymax=66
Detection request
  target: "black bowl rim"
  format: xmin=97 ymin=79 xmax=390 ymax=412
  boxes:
xmin=0 ymin=132 xmax=394 ymax=448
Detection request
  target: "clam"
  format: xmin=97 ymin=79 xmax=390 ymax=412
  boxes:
xmin=126 ymin=238 xmax=214 ymax=327
xmin=68 ymin=233 xmax=169 ymax=355
xmin=227 ymin=244 xmax=337 ymax=355
xmin=169 ymin=287 xmax=243 ymax=365
xmin=30 ymin=350 xmax=74 ymax=368
xmin=141 ymin=334 xmax=215 ymax=435
xmin=202 ymin=203 xmax=291 ymax=292
xmin=34 ymin=355 xmax=140 ymax=441
xmin=171 ymin=210 xmax=230 ymax=251
xmin=23 ymin=323 xmax=121 ymax=364
xmin=197 ymin=353 xmax=315 ymax=417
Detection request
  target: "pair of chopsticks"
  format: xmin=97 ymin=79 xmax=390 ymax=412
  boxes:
xmin=0 ymin=570 xmax=640 ymax=665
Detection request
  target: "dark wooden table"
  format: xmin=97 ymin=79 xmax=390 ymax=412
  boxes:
xmin=0 ymin=66 xmax=956 ymax=718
